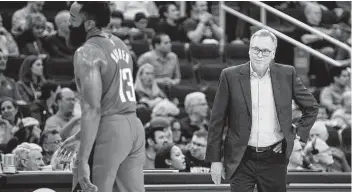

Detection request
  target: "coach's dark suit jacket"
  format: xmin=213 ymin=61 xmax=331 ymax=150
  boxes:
xmin=205 ymin=62 xmax=318 ymax=179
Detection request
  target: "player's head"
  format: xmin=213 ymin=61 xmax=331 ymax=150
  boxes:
xmin=68 ymin=1 xmax=111 ymax=47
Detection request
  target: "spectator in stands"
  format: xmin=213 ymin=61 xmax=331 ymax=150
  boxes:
xmin=317 ymin=105 xmax=329 ymax=121
xmin=341 ymin=127 xmax=351 ymax=166
xmin=155 ymin=143 xmax=186 ymax=171
xmin=157 ymin=4 xmax=185 ymax=42
xmin=309 ymin=121 xmax=329 ymax=142
xmin=181 ymin=92 xmax=209 ymax=140
xmin=0 ymin=98 xmax=22 ymax=134
xmin=44 ymin=88 xmax=80 ymax=140
xmin=43 ymin=10 xmax=75 ymax=59
xmin=0 ymin=115 xmax=12 ymax=145
xmin=288 ymin=138 xmax=305 ymax=171
xmin=144 ymin=124 xmax=169 ymax=169
xmin=30 ymin=81 xmax=60 ymax=130
xmin=320 ymin=66 xmax=350 ymax=114
xmin=6 ymin=117 xmax=41 ymax=153
xmin=138 ymin=33 xmax=181 ymax=87
xmin=39 ymin=129 xmax=62 ymax=165
xmin=182 ymin=1 xmax=223 ymax=44
xmin=304 ymin=137 xmax=335 ymax=172
xmin=18 ymin=13 xmax=48 ymax=56
xmin=185 ymin=130 xmax=211 ymax=173
xmin=170 ymin=119 xmax=187 ymax=146
xmin=331 ymin=91 xmax=351 ymax=127
xmin=106 ymin=10 xmax=129 ymax=39
xmin=17 ymin=55 xmax=46 ymax=103
xmin=0 ymin=50 xmax=22 ymax=100
xmin=12 ymin=142 xmax=44 ymax=171
xmin=309 ymin=121 xmax=351 ymax=172
xmin=11 ymin=1 xmax=45 ymax=37
xmin=0 ymin=15 xmax=19 ymax=57
xmin=294 ymin=3 xmax=344 ymax=87
xmin=130 ymin=12 xmax=155 ymax=42
xmin=135 ymin=63 xmax=167 ymax=109
xmin=111 ymin=1 xmax=159 ymax=20
xmin=149 ymin=117 xmax=173 ymax=144
xmin=151 ymin=99 xmax=180 ymax=122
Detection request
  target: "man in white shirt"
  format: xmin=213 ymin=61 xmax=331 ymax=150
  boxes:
xmin=206 ymin=29 xmax=318 ymax=192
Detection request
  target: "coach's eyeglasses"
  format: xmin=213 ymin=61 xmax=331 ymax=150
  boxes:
xmin=250 ymin=47 xmax=273 ymax=57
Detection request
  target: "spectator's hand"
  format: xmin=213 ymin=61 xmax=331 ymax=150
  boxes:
xmin=331 ymin=147 xmax=346 ymax=161
xmin=199 ymin=13 xmax=210 ymax=24
xmin=166 ymin=77 xmax=175 ymax=85
xmin=38 ymin=54 xmax=48 ymax=59
xmin=211 ymin=162 xmax=225 ymax=184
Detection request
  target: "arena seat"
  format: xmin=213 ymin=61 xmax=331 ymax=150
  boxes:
xmin=171 ymin=42 xmax=190 ymax=65
xmin=198 ymin=64 xmax=226 ymax=82
xmin=169 ymin=84 xmax=200 ymax=106
xmin=189 ymin=44 xmax=223 ymax=65
xmin=44 ymin=57 xmax=74 ymax=85
xmin=224 ymin=44 xmax=249 ymax=66
xmin=4 ymin=56 xmax=25 ymax=81
xmin=131 ymin=40 xmax=151 ymax=58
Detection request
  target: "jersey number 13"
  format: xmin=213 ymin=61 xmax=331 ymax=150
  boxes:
xmin=119 ymin=68 xmax=136 ymax=102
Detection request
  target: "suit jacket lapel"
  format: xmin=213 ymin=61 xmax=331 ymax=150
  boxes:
xmin=239 ymin=62 xmax=252 ymax=117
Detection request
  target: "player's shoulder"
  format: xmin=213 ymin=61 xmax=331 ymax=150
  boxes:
xmin=74 ymin=43 xmax=106 ymax=63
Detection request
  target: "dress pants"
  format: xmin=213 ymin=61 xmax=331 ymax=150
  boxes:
xmin=230 ymin=145 xmax=288 ymax=192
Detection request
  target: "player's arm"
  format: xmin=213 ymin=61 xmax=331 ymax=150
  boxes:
xmin=74 ymin=44 xmax=106 ymax=163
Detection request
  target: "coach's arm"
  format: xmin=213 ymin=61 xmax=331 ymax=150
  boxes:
xmin=205 ymin=69 xmax=229 ymax=162
xmin=291 ymin=67 xmax=318 ymax=142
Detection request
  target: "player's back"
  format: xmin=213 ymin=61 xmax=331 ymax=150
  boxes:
xmin=86 ymin=33 xmax=136 ymax=116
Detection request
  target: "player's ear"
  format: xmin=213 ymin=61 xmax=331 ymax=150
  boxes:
xmin=84 ymin=20 xmax=95 ymax=31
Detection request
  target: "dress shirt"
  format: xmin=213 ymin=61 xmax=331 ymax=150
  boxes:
xmin=248 ymin=63 xmax=284 ymax=147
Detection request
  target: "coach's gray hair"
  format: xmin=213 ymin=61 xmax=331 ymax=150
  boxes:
xmin=250 ymin=29 xmax=278 ymax=49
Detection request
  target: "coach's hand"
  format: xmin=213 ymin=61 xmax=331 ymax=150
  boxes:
xmin=211 ymin=162 xmax=225 ymax=185
xmin=273 ymin=142 xmax=283 ymax=153
xmin=78 ymin=161 xmax=98 ymax=192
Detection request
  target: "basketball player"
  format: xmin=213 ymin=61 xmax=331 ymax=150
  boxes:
xmin=61 ymin=2 xmax=145 ymax=192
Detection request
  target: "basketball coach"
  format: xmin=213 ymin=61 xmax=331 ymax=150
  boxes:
xmin=206 ymin=29 xmax=318 ymax=192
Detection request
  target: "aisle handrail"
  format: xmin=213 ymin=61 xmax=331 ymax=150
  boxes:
xmin=251 ymin=1 xmax=351 ymax=52
xmin=219 ymin=2 xmax=347 ymax=67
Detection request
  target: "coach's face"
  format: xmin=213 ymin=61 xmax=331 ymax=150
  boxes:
xmin=249 ymin=36 xmax=276 ymax=68
xmin=68 ymin=2 xmax=87 ymax=48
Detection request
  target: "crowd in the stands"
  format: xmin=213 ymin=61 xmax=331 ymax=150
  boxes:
xmin=0 ymin=1 xmax=350 ymax=174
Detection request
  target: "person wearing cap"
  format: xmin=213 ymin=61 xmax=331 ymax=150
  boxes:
xmin=6 ymin=117 xmax=41 ymax=153
xmin=144 ymin=120 xmax=169 ymax=169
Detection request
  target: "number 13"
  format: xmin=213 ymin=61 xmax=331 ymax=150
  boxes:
xmin=119 ymin=68 xmax=136 ymax=103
